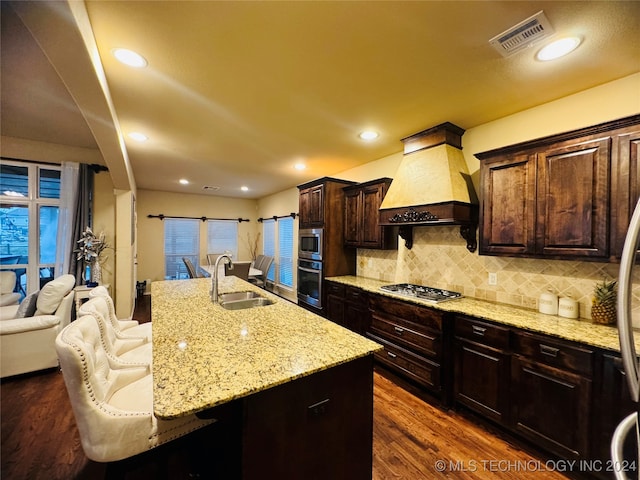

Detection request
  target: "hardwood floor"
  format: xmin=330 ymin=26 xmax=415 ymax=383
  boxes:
xmin=1 ymin=295 xmax=570 ymax=479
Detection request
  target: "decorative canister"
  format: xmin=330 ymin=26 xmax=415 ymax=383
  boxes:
xmin=558 ymin=295 xmax=579 ymax=319
xmin=539 ymin=288 xmax=558 ymax=315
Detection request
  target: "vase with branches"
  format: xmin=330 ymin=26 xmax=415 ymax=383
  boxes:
xmin=244 ymin=232 xmax=261 ymax=261
xmin=75 ymin=227 xmax=110 ymax=286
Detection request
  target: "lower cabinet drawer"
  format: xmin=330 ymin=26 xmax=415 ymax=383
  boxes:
xmin=368 ymin=334 xmax=441 ymax=393
xmin=370 ymin=313 xmax=441 ymax=357
xmin=513 ymin=331 xmax=594 ymax=376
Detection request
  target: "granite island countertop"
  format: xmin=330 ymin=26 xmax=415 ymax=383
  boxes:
xmin=326 ymin=275 xmax=640 ymax=353
xmin=151 ymin=277 xmax=381 ymax=419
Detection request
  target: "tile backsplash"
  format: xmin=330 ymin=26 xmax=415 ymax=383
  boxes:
xmin=357 ymin=226 xmax=640 ymax=325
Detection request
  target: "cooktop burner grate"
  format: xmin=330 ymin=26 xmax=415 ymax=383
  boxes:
xmin=380 ymin=283 xmax=462 ymax=303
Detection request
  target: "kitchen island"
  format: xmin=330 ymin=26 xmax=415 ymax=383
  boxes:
xmin=151 ymin=276 xmax=381 ymax=479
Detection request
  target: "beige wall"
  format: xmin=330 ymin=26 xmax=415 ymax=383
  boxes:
xmin=336 ymin=73 xmax=640 ymax=323
xmin=136 ymin=189 xmax=259 ymax=286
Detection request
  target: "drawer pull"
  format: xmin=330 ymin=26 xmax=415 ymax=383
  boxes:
xmin=540 ymin=344 xmax=559 ymax=357
xmin=387 ymin=351 xmax=397 ymax=359
xmin=394 ymin=326 xmax=405 ymax=335
xmin=472 ymin=325 xmax=486 ymax=336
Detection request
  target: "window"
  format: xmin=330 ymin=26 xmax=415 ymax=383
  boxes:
xmin=262 ymin=220 xmax=276 ymax=282
xmin=0 ymin=161 xmax=61 ymax=296
xmin=278 ymin=217 xmax=294 ymax=288
xmin=164 ymin=218 xmax=199 ymax=279
xmin=262 ymin=217 xmax=294 ymax=289
xmin=207 ymin=220 xmax=238 ymax=259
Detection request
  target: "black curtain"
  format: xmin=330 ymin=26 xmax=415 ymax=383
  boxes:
xmin=70 ymin=164 xmax=94 ymax=285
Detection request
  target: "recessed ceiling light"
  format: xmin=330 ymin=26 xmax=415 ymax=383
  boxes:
xmin=359 ymin=130 xmax=379 ymax=141
xmin=294 ymin=162 xmax=306 ymax=171
xmin=128 ymin=132 xmax=148 ymax=142
xmin=241 ymin=186 xmax=249 ymax=192
xmin=179 ymin=179 xmax=189 ymax=185
xmin=112 ymin=48 xmax=148 ymax=68
xmin=536 ymin=36 xmax=581 ymax=61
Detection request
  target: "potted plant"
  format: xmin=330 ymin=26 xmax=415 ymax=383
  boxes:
xmin=591 ymin=278 xmax=618 ymax=325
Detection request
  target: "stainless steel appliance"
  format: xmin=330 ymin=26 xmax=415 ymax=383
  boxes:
xmin=299 ymin=228 xmax=323 ymax=261
xmin=380 ymin=283 xmax=462 ymax=303
xmin=297 ymin=259 xmax=322 ymax=309
xmin=612 ymin=197 xmax=640 ymax=480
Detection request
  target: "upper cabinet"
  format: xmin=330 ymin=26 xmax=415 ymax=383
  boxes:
xmin=298 ymin=183 xmax=325 ymax=228
xmin=343 ymin=178 xmax=397 ymax=250
xmin=476 ymin=115 xmax=640 ymax=261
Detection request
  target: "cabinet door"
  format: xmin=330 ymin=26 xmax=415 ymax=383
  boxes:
xmin=325 ymin=281 xmax=345 ymax=324
xmin=454 ymin=339 xmax=510 ymax=425
xmin=361 ymin=184 xmax=385 ymax=247
xmin=591 ymin=354 xmax=637 ymax=468
xmin=511 ymin=356 xmax=591 ymax=459
xmin=536 ymin=137 xmax=610 ymax=257
xmin=299 ymin=185 xmax=324 ymax=227
xmin=343 ymin=189 xmax=361 ymax=247
xmin=611 ymin=127 xmax=640 ymax=258
xmin=480 ymin=153 xmax=536 ymax=255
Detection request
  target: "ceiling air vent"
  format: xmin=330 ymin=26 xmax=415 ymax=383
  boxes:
xmin=489 ymin=11 xmax=554 ymax=57
xmin=202 ymin=185 xmax=220 ymax=192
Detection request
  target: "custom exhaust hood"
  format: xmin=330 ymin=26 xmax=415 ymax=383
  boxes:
xmin=379 ymin=122 xmax=478 ymax=251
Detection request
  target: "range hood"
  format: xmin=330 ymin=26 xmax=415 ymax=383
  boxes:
xmin=379 ymin=122 xmax=478 ymax=251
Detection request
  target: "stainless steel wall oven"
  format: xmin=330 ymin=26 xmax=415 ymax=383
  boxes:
xmin=297 ymin=259 xmax=322 ymax=309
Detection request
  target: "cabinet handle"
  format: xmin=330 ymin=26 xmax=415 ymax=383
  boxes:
xmin=540 ymin=344 xmax=559 ymax=357
xmin=394 ymin=326 xmax=404 ymax=335
xmin=472 ymin=325 xmax=486 ymax=336
xmin=387 ymin=351 xmax=397 ymax=359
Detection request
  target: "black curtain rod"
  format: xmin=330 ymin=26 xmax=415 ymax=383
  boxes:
xmin=257 ymin=212 xmax=298 ymax=223
xmin=147 ymin=214 xmax=250 ymax=222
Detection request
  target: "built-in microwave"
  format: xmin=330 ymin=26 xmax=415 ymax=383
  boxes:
xmin=299 ymin=228 xmax=323 ymax=261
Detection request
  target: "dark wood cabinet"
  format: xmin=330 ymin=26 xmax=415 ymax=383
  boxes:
xmin=591 ymin=353 xmax=637 ymax=476
xmin=453 ymin=316 xmax=510 ymax=425
xmin=325 ymin=281 xmax=369 ymax=335
xmin=242 ymin=355 xmax=374 ymax=480
xmin=477 ymin=115 xmax=640 ymax=260
xmin=343 ymin=178 xmax=397 ymax=249
xmin=299 ymin=184 xmax=324 ymax=228
xmin=510 ymin=331 xmax=593 ymax=460
xmin=367 ymin=295 xmax=449 ymax=402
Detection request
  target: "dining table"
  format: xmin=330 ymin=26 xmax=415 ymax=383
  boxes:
xmin=200 ymin=261 xmax=261 ymax=278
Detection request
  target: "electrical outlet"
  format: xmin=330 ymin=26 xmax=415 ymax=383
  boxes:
xmin=488 ymin=272 xmax=497 ymax=286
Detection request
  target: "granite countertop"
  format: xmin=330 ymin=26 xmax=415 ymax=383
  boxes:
xmin=326 ymin=275 xmax=640 ymax=353
xmin=151 ymin=277 xmax=381 ymax=419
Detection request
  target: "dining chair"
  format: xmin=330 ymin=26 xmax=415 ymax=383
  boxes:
xmin=182 ymin=258 xmax=200 ymax=279
xmin=206 ymin=253 xmax=225 ymax=266
xmin=224 ymin=261 xmax=250 ymax=281
xmin=249 ymin=256 xmax=273 ymax=288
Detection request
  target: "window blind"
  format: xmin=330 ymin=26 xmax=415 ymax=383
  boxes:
xmin=263 ymin=219 xmax=276 ymax=282
xmin=278 ymin=217 xmax=294 ymax=287
xmin=164 ymin=218 xmax=199 ymax=279
xmin=207 ymin=220 xmax=238 ymax=259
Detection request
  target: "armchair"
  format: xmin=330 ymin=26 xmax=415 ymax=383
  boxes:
xmin=0 ymin=271 xmax=20 ymax=306
xmin=0 ymin=274 xmax=75 ymax=378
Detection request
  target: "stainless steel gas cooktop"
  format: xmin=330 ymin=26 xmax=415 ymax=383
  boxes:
xmin=380 ymin=283 xmax=463 ymax=303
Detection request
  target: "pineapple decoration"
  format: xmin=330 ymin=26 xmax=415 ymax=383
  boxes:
xmin=591 ymin=278 xmax=618 ymax=325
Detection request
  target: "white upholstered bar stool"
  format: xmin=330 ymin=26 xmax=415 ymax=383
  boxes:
xmin=78 ymin=298 xmax=151 ymax=365
xmin=55 ymin=315 xmax=217 ymax=467
xmin=88 ymin=286 xmax=152 ymax=341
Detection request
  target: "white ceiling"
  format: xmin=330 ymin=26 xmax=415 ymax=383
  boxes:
xmin=2 ymin=1 xmax=639 ymax=199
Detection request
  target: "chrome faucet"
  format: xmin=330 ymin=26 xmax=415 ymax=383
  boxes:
xmin=211 ymin=254 xmax=233 ymax=303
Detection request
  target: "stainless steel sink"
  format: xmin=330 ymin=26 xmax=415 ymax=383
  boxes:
xmin=220 ymin=296 xmax=275 ymax=310
xmin=218 ymin=291 xmax=262 ymax=303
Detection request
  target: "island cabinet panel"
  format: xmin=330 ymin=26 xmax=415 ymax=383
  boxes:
xmin=477 ymin=114 xmax=640 ymax=260
xmin=241 ymin=355 xmax=374 ymax=480
xmin=367 ymin=295 xmax=450 ymax=402
xmin=453 ymin=316 xmax=511 ymax=425
xmin=510 ymin=331 xmax=594 ymax=460
xmin=343 ymin=178 xmax=397 ymax=250
xmin=590 ymin=353 xmax=638 ymax=478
